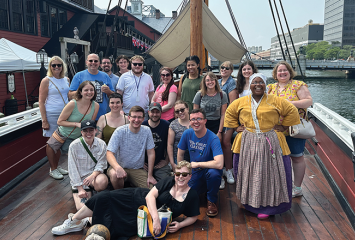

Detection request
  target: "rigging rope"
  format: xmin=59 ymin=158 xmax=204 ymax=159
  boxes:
xmin=268 ymin=0 xmax=286 ymax=61
xmin=224 ymin=0 xmax=251 ymax=60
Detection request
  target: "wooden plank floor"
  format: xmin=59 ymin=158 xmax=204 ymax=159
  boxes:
xmin=0 ymin=154 xmax=354 ymax=240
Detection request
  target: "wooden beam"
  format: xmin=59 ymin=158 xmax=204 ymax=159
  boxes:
xmin=190 ymin=0 xmax=203 ymax=62
xmin=201 ymin=0 xmax=208 ymax=71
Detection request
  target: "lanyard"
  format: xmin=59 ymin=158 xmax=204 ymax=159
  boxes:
xmin=133 ymin=73 xmax=143 ymax=94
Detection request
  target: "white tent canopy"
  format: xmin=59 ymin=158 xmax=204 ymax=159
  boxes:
xmin=0 ymin=38 xmax=50 ymax=73
xmin=148 ymin=2 xmax=247 ymax=68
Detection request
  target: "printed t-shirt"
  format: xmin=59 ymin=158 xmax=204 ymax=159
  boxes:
xmin=192 ymin=91 xmax=228 ymax=120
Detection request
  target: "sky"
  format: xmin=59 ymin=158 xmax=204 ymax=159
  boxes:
xmin=94 ymin=0 xmax=325 ymax=51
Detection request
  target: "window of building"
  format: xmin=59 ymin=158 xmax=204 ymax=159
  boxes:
xmin=12 ymin=0 xmax=23 ymax=31
xmin=68 ymin=0 xmax=93 ymax=11
xmin=50 ymin=7 xmax=58 ymax=36
xmin=0 ymin=0 xmax=9 ymax=29
xmin=25 ymin=0 xmax=35 ymax=33
xmin=59 ymin=9 xmax=66 ymax=28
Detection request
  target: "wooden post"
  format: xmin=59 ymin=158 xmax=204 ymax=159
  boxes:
xmin=190 ymin=0 xmax=203 ymax=64
xmin=201 ymin=0 xmax=208 ymax=71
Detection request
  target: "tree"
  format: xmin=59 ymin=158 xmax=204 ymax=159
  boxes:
xmin=324 ymin=47 xmax=340 ymax=59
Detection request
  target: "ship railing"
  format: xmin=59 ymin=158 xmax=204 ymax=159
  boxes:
xmin=0 ymin=108 xmax=41 ymax=137
xmin=309 ymin=103 xmax=355 ymax=151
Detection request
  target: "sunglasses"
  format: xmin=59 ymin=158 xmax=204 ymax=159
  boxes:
xmin=175 ymin=172 xmax=190 ymax=177
xmin=161 ymin=73 xmax=171 ymax=77
xmin=174 ymin=108 xmax=186 ymax=114
xmin=221 ymin=66 xmax=230 ymax=70
xmin=51 ymin=64 xmax=62 ymax=68
xmin=88 ymin=60 xmax=99 ymax=63
xmin=132 ymin=63 xmax=143 ymax=66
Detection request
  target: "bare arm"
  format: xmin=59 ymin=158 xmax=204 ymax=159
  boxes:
xmin=145 ymin=187 xmax=161 ymax=235
xmin=161 ymin=92 xmax=177 ymax=113
xmin=91 ymin=102 xmax=100 ymax=120
xmin=168 ymin=216 xmax=198 ymax=233
xmin=149 ymin=91 xmax=154 ymax=103
xmin=96 ymin=114 xmax=106 ymax=139
xmin=117 ymin=89 xmax=123 ymax=95
xmin=217 ymin=103 xmax=227 ymax=141
xmin=292 ymin=85 xmax=313 ymax=109
xmin=177 ymin=75 xmax=184 ymax=100
xmin=228 ymin=89 xmax=238 ymax=103
xmin=68 ymin=90 xmax=76 ymax=100
xmin=38 ymin=77 xmax=49 ymax=129
xmin=191 ymin=154 xmax=224 ymax=170
xmin=106 ymin=150 xmax=121 ymax=170
xmin=167 ymin=128 xmax=176 ymax=170
xmin=177 ymin=148 xmax=185 ymax=163
xmin=147 ymin=148 xmax=157 ymax=187
xmin=152 ymin=91 xmax=158 ymax=102
xmin=57 ymin=101 xmax=80 ymax=128
xmin=193 ymin=104 xmax=199 ymax=110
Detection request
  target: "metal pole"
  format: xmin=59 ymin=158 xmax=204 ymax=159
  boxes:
xmin=268 ymin=0 xmax=286 ymax=61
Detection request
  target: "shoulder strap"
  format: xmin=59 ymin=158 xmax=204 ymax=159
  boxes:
xmin=47 ymin=77 xmax=67 ymax=106
xmin=220 ymin=92 xmax=223 ymax=99
xmin=79 ymin=137 xmax=97 ymax=163
xmin=104 ymin=114 xmax=107 ymax=125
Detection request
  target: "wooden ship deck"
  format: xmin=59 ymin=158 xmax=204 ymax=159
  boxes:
xmin=0 ymin=154 xmax=354 ymax=240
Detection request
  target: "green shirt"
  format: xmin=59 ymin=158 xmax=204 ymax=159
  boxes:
xmin=181 ymin=75 xmax=203 ymax=112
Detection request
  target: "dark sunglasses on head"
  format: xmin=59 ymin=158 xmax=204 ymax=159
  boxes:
xmin=161 ymin=73 xmax=171 ymax=77
xmin=175 ymin=172 xmax=190 ymax=177
xmin=174 ymin=108 xmax=186 ymax=114
xmin=88 ymin=60 xmax=99 ymax=63
xmin=221 ymin=66 xmax=230 ymax=70
xmin=51 ymin=64 xmax=62 ymax=68
xmin=132 ymin=63 xmax=143 ymax=66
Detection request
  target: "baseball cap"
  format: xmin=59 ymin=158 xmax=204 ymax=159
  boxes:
xmin=149 ymin=102 xmax=162 ymax=112
xmin=81 ymin=120 xmax=96 ymax=130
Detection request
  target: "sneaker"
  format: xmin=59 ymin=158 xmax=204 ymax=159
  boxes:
xmin=57 ymin=166 xmax=68 ymax=175
xmin=52 ymin=213 xmax=87 ymax=235
xmin=219 ymin=178 xmax=225 ymax=189
xmin=257 ymin=213 xmax=269 ymax=219
xmin=225 ymin=169 xmax=235 ymax=184
xmin=292 ymin=186 xmax=303 ymax=198
xmin=49 ymin=169 xmax=64 ymax=180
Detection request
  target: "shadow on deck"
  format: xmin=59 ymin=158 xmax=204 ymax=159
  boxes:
xmin=0 ymin=154 xmax=354 ymax=240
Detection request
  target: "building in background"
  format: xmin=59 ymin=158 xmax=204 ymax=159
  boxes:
xmin=247 ymin=46 xmax=263 ymax=54
xmin=323 ymin=0 xmax=355 ymax=47
xmin=270 ymin=21 xmax=324 ymax=60
xmin=251 ymin=49 xmax=271 ymax=60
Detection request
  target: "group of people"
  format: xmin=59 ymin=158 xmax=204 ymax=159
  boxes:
xmin=38 ymin=53 xmax=312 ymax=239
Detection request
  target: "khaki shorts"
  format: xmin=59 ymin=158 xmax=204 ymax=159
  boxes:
xmin=107 ymin=166 xmax=153 ymax=189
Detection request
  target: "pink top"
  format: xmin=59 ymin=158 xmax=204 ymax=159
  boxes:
xmin=155 ymin=84 xmax=178 ymax=120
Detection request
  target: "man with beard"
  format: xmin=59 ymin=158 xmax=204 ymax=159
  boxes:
xmin=177 ymin=108 xmax=223 ymax=217
xmin=101 ymin=57 xmax=119 ymax=90
xmin=69 ymin=54 xmax=114 ymax=120
xmin=117 ymin=55 xmax=154 ymax=118
xmin=142 ymin=102 xmax=171 ymax=181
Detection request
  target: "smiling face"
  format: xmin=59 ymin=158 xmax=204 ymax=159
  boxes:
xmin=109 ymin=97 xmax=122 ymax=113
xmin=86 ymin=54 xmax=100 ymax=74
xmin=276 ymin=64 xmax=291 ymax=83
xmin=81 ymin=127 xmax=97 ymax=144
xmin=101 ymin=58 xmax=112 ymax=73
xmin=242 ymin=64 xmax=253 ymax=79
xmin=50 ymin=60 xmax=63 ymax=76
xmin=160 ymin=70 xmax=172 ymax=85
xmin=220 ymin=65 xmax=232 ymax=78
xmin=174 ymin=166 xmax=191 ymax=187
xmin=131 ymin=59 xmax=144 ymax=75
xmin=250 ymin=77 xmax=266 ymax=97
xmin=117 ymin=58 xmax=129 ymax=71
xmin=128 ymin=111 xmax=144 ymax=129
xmin=80 ymin=83 xmax=95 ymax=100
xmin=148 ymin=109 xmax=161 ymax=123
xmin=205 ymin=75 xmax=216 ymax=90
xmin=174 ymin=103 xmax=188 ymax=120
xmin=186 ymin=60 xmax=199 ymax=75
xmin=189 ymin=112 xmax=207 ymax=133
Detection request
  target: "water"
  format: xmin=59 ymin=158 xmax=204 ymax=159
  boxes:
xmin=232 ymin=69 xmax=355 ymax=123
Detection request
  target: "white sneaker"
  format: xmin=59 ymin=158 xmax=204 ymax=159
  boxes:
xmin=57 ymin=166 xmax=68 ymax=175
xmin=292 ymin=186 xmax=303 ymax=198
xmin=52 ymin=213 xmax=87 ymax=235
xmin=225 ymin=169 xmax=235 ymax=184
xmin=219 ymin=178 xmax=225 ymax=189
xmin=49 ymin=169 xmax=64 ymax=180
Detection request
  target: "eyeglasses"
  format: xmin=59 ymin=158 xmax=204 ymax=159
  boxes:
xmin=51 ymin=64 xmax=62 ymax=68
xmin=82 ymin=128 xmax=95 ymax=133
xmin=129 ymin=115 xmax=144 ymax=119
xmin=102 ymin=62 xmax=111 ymax=65
xmin=221 ymin=66 xmax=230 ymax=70
xmin=161 ymin=73 xmax=171 ymax=77
xmin=190 ymin=118 xmax=204 ymax=122
xmin=175 ymin=172 xmax=190 ymax=177
xmin=88 ymin=60 xmax=99 ymax=63
xmin=174 ymin=108 xmax=186 ymax=114
xmin=205 ymin=78 xmax=215 ymax=82
xmin=132 ymin=63 xmax=143 ymax=66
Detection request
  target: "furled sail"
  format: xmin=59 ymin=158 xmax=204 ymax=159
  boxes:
xmin=148 ymin=1 xmax=247 ymax=68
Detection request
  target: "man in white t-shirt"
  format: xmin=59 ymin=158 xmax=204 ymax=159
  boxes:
xmin=106 ymin=106 xmax=157 ymax=189
xmin=117 ymin=55 xmax=154 ymax=117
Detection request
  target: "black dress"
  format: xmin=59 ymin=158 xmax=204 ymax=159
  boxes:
xmin=85 ymin=176 xmax=200 ymax=239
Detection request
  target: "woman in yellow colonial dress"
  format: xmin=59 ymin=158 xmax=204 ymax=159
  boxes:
xmin=224 ymin=73 xmax=300 ymax=219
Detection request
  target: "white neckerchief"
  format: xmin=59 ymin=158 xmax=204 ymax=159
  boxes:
xmin=250 ymin=94 xmax=264 ymax=135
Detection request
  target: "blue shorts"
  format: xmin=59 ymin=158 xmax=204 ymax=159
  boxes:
xmin=286 ymin=136 xmax=306 ymax=157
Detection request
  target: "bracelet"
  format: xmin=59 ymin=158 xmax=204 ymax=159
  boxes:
xmin=218 ymin=130 xmax=222 ymax=133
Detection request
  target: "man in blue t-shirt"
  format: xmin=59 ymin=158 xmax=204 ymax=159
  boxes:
xmin=69 ymin=54 xmax=114 ymax=120
xmin=177 ymin=108 xmax=223 ymax=217
xmin=142 ymin=102 xmax=171 ymax=181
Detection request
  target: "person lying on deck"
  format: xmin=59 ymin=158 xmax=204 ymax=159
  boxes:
xmin=68 ymin=120 xmax=108 ymax=210
xmin=51 ymin=161 xmax=200 ymax=240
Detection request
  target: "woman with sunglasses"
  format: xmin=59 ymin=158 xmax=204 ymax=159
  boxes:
xmin=218 ymin=61 xmax=238 ymax=189
xmin=96 ymin=93 xmax=128 ymax=145
xmin=193 ymin=72 xmax=228 ymax=137
xmin=177 ymin=55 xmax=203 ymax=112
xmin=167 ymin=100 xmax=190 ymax=171
xmin=46 ymin=81 xmax=100 ymax=180
xmin=152 ymin=67 xmax=177 ymax=122
xmin=52 ymin=160 xmax=200 ymax=239
xmin=224 ymin=73 xmax=300 ymax=219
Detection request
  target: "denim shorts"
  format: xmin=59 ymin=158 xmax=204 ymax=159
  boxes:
xmin=286 ymin=136 xmax=306 ymax=157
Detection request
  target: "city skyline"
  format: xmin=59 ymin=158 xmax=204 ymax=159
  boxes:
xmin=94 ymin=0 xmax=325 ymax=50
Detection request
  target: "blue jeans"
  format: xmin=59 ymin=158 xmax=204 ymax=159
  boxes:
xmin=188 ymin=168 xmax=222 ymax=203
